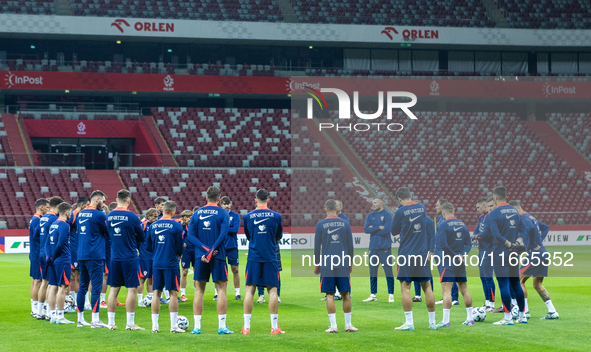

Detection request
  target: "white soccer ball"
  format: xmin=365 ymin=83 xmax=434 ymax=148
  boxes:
xmin=142 ymin=294 xmax=153 ymax=307
xmin=511 ymin=305 xmax=519 ymax=320
xmin=64 ymin=302 xmax=73 ymax=312
xmin=177 ymin=315 xmax=189 ymax=330
xmin=472 ymin=307 xmax=486 ymax=322
xmin=65 ymin=295 xmax=74 ymax=304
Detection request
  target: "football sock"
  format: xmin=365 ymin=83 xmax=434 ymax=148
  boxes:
xmin=511 ymin=298 xmax=517 ymax=306
xmin=70 ymin=291 xmax=75 ymax=299
xmin=442 ymin=309 xmax=450 ymax=324
xmin=32 ymin=301 xmax=38 ymax=313
xmin=404 ymin=311 xmax=413 ymax=325
xmin=335 ymin=288 xmax=340 ymax=295
xmin=108 ymin=312 xmax=115 ymax=326
xmin=100 ymin=293 xmax=106 ymax=302
xmin=344 ymin=312 xmax=352 ymax=326
xmin=504 ymin=312 xmax=512 ymax=321
xmin=50 ymin=310 xmax=56 ymax=320
xmin=235 ymin=288 xmax=240 ymax=296
xmin=545 ymin=300 xmax=556 ymax=313
xmin=271 ymin=314 xmax=278 ymax=330
xmin=194 ymin=315 xmax=202 ymax=329
xmin=218 ymin=314 xmax=226 ymax=329
xmin=244 ymin=314 xmax=251 ymax=329
xmin=180 ymin=288 xmax=186 ymax=296
xmin=91 ymin=312 xmax=100 ymax=323
xmin=127 ymin=312 xmax=135 ymax=326
xmin=37 ymin=302 xmax=44 ymax=316
xmin=77 ymin=312 xmax=84 ymax=322
xmin=485 ymin=300 xmax=491 ymax=307
xmin=415 ymin=296 xmax=421 ymax=299
xmin=428 ymin=311 xmax=436 ymax=325
xmin=151 ymin=314 xmax=159 ymax=329
xmin=328 ymin=313 xmax=337 ymax=329
xmin=164 ymin=290 xmax=170 ymax=300
xmin=171 ymin=312 xmax=178 ymax=329
xmin=214 ymin=288 xmax=218 ymax=296
xmin=524 ymin=298 xmax=529 ymax=312
xmin=57 ymin=310 xmax=64 ymax=319
xmin=466 ymin=307 xmax=473 ymax=321
xmin=138 ymin=294 xmax=143 ymax=303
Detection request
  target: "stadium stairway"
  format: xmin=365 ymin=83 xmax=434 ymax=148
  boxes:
xmin=86 ymin=170 xmax=138 ymax=213
xmin=1 ymin=114 xmax=32 ymax=166
xmin=142 ymin=116 xmax=178 ymax=167
xmin=527 ymin=121 xmax=591 ymax=175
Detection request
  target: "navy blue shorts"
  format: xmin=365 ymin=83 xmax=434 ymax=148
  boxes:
xmin=30 ymin=258 xmax=42 ymax=280
xmin=194 ymin=259 xmax=228 ymax=282
xmin=71 ymin=250 xmax=79 ymax=271
xmin=226 ymin=248 xmax=239 ymax=266
xmin=396 ymin=254 xmax=432 ymax=283
xmin=139 ymin=259 xmax=153 ymax=279
xmin=153 ymin=268 xmax=180 ymax=292
xmin=245 ymin=261 xmax=280 ymax=288
xmin=479 ymin=252 xmax=494 ymax=278
xmin=439 ymin=265 xmax=467 ymax=283
xmin=39 ymin=257 xmax=49 ymax=280
xmin=493 ymin=251 xmax=520 ymax=277
xmin=520 ymin=251 xmax=549 ymax=277
xmin=48 ymin=263 xmax=71 ymax=286
xmin=108 ymin=259 xmax=140 ymax=288
xmin=181 ymin=248 xmax=195 ymax=269
xmin=321 ymin=276 xmax=351 ymax=293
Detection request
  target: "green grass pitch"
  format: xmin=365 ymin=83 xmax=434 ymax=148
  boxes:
xmin=1 ymin=249 xmax=590 ymax=351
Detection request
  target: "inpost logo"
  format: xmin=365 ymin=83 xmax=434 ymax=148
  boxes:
xmin=4 ymin=71 xmax=44 ymax=88
xmin=542 ymin=82 xmax=576 ymax=97
xmin=305 ymin=87 xmax=417 ymax=132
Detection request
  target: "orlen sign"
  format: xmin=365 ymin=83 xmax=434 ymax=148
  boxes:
xmin=4 ymin=71 xmax=43 ymax=88
xmin=381 ymin=26 xmax=439 ymax=40
xmin=111 ymin=19 xmax=174 ymax=34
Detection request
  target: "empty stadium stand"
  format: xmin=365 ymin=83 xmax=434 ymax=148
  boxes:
xmin=548 ymin=113 xmax=591 ymax=161
xmin=0 ymin=167 xmax=90 ymax=229
xmin=333 ymin=111 xmax=591 ymax=225
xmin=292 ymin=0 xmax=495 ymax=27
xmin=0 ymin=0 xmax=55 ymax=15
xmin=495 ymin=0 xmax=591 ymax=29
xmin=69 ymin=0 xmax=283 ymax=21
xmin=0 ymin=116 xmax=14 ymax=167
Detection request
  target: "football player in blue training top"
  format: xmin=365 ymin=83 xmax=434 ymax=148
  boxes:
xmin=509 ymin=201 xmax=558 ymax=320
xmin=29 ymin=198 xmax=48 ymax=319
xmin=391 ymin=187 xmax=436 ymax=331
xmin=36 ymin=196 xmax=63 ymax=321
xmin=314 ymin=199 xmax=357 ymax=333
xmin=479 ymin=186 xmax=527 ymax=325
xmin=215 ymin=196 xmax=241 ymax=301
xmin=435 ymin=202 xmax=474 ymax=328
xmin=473 ymin=197 xmax=497 ymax=312
xmin=146 ymin=201 xmax=184 ymax=333
xmin=186 ymin=186 xmax=231 ymax=335
xmin=76 ymin=190 xmax=109 ymax=328
xmin=106 ymin=189 xmax=145 ymax=331
xmin=138 ymin=208 xmax=159 ymax=307
xmin=241 ymin=189 xmax=284 ymax=335
xmin=434 ymin=198 xmax=459 ymax=306
xmin=68 ymin=196 xmax=89 ymax=310
xmin=362 ymin=198 xmax=394 ymax=303
xmin=178 ymin=209 xmax=194 ymax=303
xmin=45 ymin=202 xmax=73 ymax=325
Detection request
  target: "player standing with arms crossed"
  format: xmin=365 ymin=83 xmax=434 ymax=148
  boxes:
xmin=146 ymin=201 xmax=185 ymax=333
xmin=219 ymin=196 xmax=242 ymax=301
xmin=391 ymin=187 xmax=436 ymax=331
xmin=45 ymin=202 xmax=73 ymax=325
xmin=187 ymin=186 xmax=231 ymax=335
xmin=314 ymin=199 xmax=357 ymax=333
xmin=106 ymin=189 xmax=146 ymax=331
xmin=241 ymin=189 xmax=284 ymax=335
xmin=362 ymin=198 xmax=394 ymax=303
xmin=473 ymin=197 xmax=496 ymax=312
xmin=29 ymin=198 xmax=48 ymax=318
xmin=435 ymin=202 xmax=474 ymax=327
xmin=76 ymin=190 xmax=109 ymax=328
